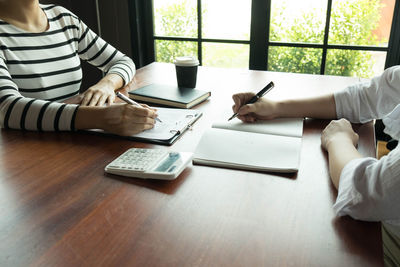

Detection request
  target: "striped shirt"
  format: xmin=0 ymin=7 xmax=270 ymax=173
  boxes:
xmin=0 ymin=4 xmax=135 ymax=131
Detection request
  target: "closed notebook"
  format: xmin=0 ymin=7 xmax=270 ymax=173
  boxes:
xmin=128 ymin=84 xmax=211 ymax=108
xmin=193 ymin=118 xmax=303 ymax=173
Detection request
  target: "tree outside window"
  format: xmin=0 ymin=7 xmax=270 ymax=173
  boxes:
xmin=153 ymin=0 xmax=393 ymax=78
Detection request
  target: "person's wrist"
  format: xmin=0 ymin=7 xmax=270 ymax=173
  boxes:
xmin=75 ymin=106 xmax=106 ymax=130
xmin=98 ymin=78 xmax=117 ymax=92
xmin=326 ymin=134 xmax=356 ymax=151
xmin=103 ymin=74 xmax=124 ymax=91
xmin=274 ymin=101 xmax=286 ymax=118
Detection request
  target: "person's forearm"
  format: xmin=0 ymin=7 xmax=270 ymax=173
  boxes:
xmin=326 ymin=140 xmax=362 ymax=189
xmin=75 ymin=106 xmax=104 ymax=130
xmin=98 ymin=73 xmax=124 ymax=91
xmin=276 ymin=94 xmax=337 ymax=119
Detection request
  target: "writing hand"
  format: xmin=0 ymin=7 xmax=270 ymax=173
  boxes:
xmin=100 ymin=103 xmax=157 ymax=136
xmin=232 ymin=92 xmax=278 ymax=122
xmin=75 ymin=103 xmax=158 ymax=136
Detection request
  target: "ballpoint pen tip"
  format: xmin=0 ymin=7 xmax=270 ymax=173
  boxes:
xmin=228 ymin=114 xmax=236 ymax=121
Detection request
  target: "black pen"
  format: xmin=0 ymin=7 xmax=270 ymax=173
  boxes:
xmin=228 ymin=81 xmax=275 ymax=121
xmin=116 ymin=92 xmax=162 ymax=123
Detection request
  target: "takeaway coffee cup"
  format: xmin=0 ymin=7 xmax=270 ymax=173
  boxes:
xmin=174 ymin=56 xmax=200 ymax=88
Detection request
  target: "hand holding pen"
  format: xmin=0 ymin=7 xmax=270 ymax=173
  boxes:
xmin=229 ymin=81 xmax=275 ymax=121
xmin=116 ymin=92 xmax=162 ymax=123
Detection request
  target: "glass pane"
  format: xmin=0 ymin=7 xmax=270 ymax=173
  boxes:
xmin=202 ymin=0 xmax=251 ymax=40
xmin=202 ymin=43 xmax=249 ymax=69
xmin=325 ymin=49 xmax=386 ymax=78
xmin=153 ymin=0 xmax=197 ymax=38
xmin=270 ymin=0 xmax=327 ymax=44
xmin=155 ymin=40 xmax=198 ymax=63
xmin=329 ymin=0 xmax=394 ymax=47
xmin=268 ymin=47 xmax=322 ymax=74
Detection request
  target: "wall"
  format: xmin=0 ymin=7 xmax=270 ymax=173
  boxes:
xmin=373 ymin=0 xmax=396 ymax=42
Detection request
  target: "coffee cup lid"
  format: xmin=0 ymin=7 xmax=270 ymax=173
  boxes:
xmin=174 ymin=56 xmax=199 ymax=66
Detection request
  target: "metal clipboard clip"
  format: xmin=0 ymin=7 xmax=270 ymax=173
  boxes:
xmin=169 ymin=112 xmax=199 ymax=136
xmin=170 ymin=129 xmax=180 ymax=134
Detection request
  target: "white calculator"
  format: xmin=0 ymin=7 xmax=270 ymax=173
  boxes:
xmin=105 ymin=148 xmax=193 ymax=180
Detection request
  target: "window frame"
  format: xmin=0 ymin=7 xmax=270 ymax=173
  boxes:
xmin=152 ymin=0 xmax=252 ymax=66
xmin=251 ymin=0 xmax=396 ymax=73
xmin=144 ymin=0 xmax=400 ymax=72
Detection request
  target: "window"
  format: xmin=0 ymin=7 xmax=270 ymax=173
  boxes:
xmin=152 ymin=0 xmax=398 ymax=78
xmin=153 ymin=0 xmax=251 ymax=69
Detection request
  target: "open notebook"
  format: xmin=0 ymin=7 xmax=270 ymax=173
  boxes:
xmin=193 ymin=118 xmax=303 ymax=173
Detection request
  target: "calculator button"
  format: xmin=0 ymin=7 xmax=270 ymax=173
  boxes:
xmin=106 ymin=148 xmax=168 ymax=173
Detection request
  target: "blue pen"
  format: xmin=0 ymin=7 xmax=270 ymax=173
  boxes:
xmin=228 ymin=81 xmax=275 ymax=121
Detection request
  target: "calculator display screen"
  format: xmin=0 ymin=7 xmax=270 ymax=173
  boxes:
xmin=154 ymin=153 xmax=182 ymax=172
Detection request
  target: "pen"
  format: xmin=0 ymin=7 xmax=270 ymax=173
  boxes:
xmin=228 ymin=81 xmax=275 ymax=121
xmin=116 ymin=91 xmax=162 ymax=123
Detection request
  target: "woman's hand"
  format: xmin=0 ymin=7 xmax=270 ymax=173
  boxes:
xmin=80 ymin=73 xmax=125 ymax=106
xmin=232 ymin=92 xmax=278 ymax=122
xmin=75 ymin=103 xmax=158 ymax=136
xmin=80 ymin=80 xmax=116 ymax=106
xmin=321 ymin=119 xmax=359 ymax=151
xmin=100 ymin=103 xmax=157 ymax=136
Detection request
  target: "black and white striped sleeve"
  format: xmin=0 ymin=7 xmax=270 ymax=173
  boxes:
xmin=0 ymin=52 xmax=79 ymax=131
xmin=76 ymin=19 xmax=136 ymax=86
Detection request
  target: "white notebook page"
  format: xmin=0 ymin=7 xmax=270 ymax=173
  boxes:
xmin=212 ymin=118 xmax=303 ymax=138
xmin=193 ymin=128 xmax=302 ymax=172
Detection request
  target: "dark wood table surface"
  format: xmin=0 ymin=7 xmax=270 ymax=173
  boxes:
xmin=0 ymin=62 xmax=382 ymax=266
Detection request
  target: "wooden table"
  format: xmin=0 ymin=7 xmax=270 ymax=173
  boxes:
xmin=0 ymin=63 xmax=382 ymax=266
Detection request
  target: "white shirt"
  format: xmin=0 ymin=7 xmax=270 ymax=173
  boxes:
xmin=0 ymin=4 xmax=135 ymax=131
xmin=333 ymin=65 xmax=400 ymax=236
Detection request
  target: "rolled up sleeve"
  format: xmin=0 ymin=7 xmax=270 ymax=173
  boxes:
xmin=334 ymin=66 xmax=400 ymax=123
xmin=333 ymin=146 xmax=400 ymax=221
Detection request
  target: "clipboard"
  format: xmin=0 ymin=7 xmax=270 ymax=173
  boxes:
xmin=84 ymin=107 xmax=202 ymax=146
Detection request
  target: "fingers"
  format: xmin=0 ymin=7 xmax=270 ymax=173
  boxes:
xmin=121 ymin=106 xmax=157 ymax=136
xmin=141 ymin=103 xmax=151 ymax=108
xmin=106 ymin=94 xmax=115 ymax=105
xmin=231 ymin=93 xmax=256 ymax=122
xmin=81 ymin=91 xmax=105 ymax=106
xmin=81 ymin=91 xmax=93 ymax=106
xmin=238 ymin=103 xmax=257 ymax=115
xmin=237 ymin=114 xmax=257 ymax=123
xmin=232 ymin=92 xmax=255 ymax=113
xmin=129 ymin=114 xmax=156 ymax=124
xmin=141 ymin=121 xmax=156 ymax=131
xmin=324 ymin=118 xmax=352 ymax=133
xmin=125 ymin=104 xmax=157 ymax=119
xmin=105 ymin=104 xmax=157 ymax=136
xmin=81 ymin=87 xmax=115 ymax=106
xmin=116 ymin=120 xmax=155 ymax=136
xmin=321 ymin=119 xmax=359 ymax=150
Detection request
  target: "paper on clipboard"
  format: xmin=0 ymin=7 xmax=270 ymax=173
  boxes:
xmin=84 ymin=107 xmax=202 ymax=145
xmin=133 ymin=107 xmax=201 ymax=140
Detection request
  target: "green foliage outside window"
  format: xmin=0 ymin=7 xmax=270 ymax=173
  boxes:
xmin=269 ymin=0 xmax=383 ymax=77
xmin=154 ymin=2 xmax=197 ymax=63
xmin=325 ymin=0 xmax=383 ymax=77
xmin=154 ymin=0 xmax=385 ymax=77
